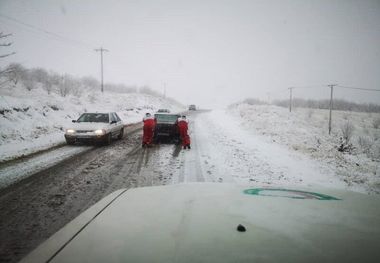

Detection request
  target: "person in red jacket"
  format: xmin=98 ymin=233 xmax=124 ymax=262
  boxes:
xmin=142 ymin=113 xmax=156 ymax=147
xmin=177 ymin=115 xmax=191 ymax=149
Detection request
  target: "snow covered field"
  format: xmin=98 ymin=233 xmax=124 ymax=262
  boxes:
xmin=226 ymin=104 xmax=380 ymax=194
xmin=0 ymin=85 xmax=183 ymax=162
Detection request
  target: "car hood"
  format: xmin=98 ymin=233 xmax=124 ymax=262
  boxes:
xmin=22 ymin=183 xmax=380 ymax=263
xmin=70 ymin=122 xmax=108 ymax=131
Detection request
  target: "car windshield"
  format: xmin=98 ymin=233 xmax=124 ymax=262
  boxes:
xmin=77 ymin=113 xmax=109 ymax=123
xmin=155 ymin=114 xmax=179 ymax=124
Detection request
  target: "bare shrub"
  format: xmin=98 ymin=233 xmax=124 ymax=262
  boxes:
xmin=69 ymin=79 xmax=82 ymax=97
xmin=272 ymin=98 xmax=380 ymax=113
xmin=243 ymin=98 xmax=267 ymax=106
xmin=4 ymin=63 xmax=27 ymax=85
xmin=43 ymin=80 xmax=53 ymax=94
xmin=71 ymin=85 xmax=82 ymax=97
xmin=104 ymin=83 xmax=137 ymax=93
xmin=88 ymin=92 xmax=96 ymax=103
xmin=30 ymin=68 xmax=49 ymax=83
xmin=29 ymin=68 xmax=54 ymax=94
xmin=373 ymin=145 xmax=380 ymax=160
xmin=374 ymin=132 xmax=380 ymax=141
xmin=307 ymin=108 xmax=314 ymax=118
xmin=139 ymin=86 xmax=161 ymax=97
xmin=22 ymin=74 xmax=35 ymax=91
xmin=341 ymin=121 xmax=355 ymax=144
xmin=357 ymin=136 xmax=373 ymax=154
xmin=373 ymin=118 xmax=380 ymax=129
xmin=81 ymin=76 xmax=98 ymax=89
xmin=58 ymin=74 xmax=73 ymax=97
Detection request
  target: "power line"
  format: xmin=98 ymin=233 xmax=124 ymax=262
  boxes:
xmin=0 ymin=13 xmax=93 ymax=50
xmin=285 ymin=86 xmax=324 ymax=91
xmin=337 ymin=85 xmax=380 ymax=92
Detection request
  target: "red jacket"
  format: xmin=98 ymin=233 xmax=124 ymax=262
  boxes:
xmin=143 ymin=116 xmax=156 ymax=128
xmin=177 ymin=119 xmax=188 ymax=131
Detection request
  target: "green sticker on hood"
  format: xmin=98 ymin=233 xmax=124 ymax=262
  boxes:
xmin=244 ymin=188 xmax=340 ymax=200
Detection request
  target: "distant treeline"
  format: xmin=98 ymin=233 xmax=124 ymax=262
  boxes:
xmin=238 ymin=98 xmax=380 ymax=113
xmin=0 ymin=63 xmax=163 ymax=98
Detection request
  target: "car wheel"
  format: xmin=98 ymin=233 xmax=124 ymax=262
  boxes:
xmin=65 ymin=138 xmax=75 ymax=145
xmin=117 ymin=128 xmax=124 ymax=140
xmin=104 ymin=133 xmax=112 ymax=145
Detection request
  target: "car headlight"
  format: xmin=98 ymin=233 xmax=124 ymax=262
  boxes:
xmin=66 ymin=129 xmax=75 ymax=134
xmin=94 ymin=129 xmax=106 ymax=135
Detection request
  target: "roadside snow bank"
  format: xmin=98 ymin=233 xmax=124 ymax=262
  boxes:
xmin=228 ymin=104 xmax=380 ymax=194
xmin=0 ymin=86 xmax=184 ymax=162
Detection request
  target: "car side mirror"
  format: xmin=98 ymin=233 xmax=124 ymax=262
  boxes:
xmin=72 ymin=120 xmax=76 ymax=123
xmin=111 ymin=121 xmax=117 ymax=124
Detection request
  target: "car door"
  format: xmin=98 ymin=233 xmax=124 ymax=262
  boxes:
xmin=110 ymin=112 xmax=122 ymax=136
xmin=114 ymin=113 xmax=123 ymax=129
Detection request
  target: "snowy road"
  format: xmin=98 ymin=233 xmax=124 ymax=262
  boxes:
xmin=0 ymin=109 xmax=353 ymax=262
xmin=0 ymin=123 xmax=142 ymax=190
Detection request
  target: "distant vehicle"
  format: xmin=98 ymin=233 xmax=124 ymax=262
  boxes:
xmin=64 ymin=112 xmax=124 ymax=145
xmin=189 ymin=104 xmax=196 ymax=110
xmin=157 ymin=109 xmax=171 ymax=113
xmin=153 ymin=113 xmax=180 ymax=143
xmin=21 ymin=184 xmax=380 ymax=263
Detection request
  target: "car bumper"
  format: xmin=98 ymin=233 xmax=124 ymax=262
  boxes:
xmin=65 ymin=134 xmax=107 ymax=143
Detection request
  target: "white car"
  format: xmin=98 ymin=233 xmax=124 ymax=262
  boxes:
xmin=21 ymin=183 xmax=380 ymax=262
xmin=64 ymin=112 xmax=124 ymax=145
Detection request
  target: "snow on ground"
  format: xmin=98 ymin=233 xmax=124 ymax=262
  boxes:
xmin=1 ymin=81 xmax=379 ymax=195
xmin=0 ymin=85 xmax=184 ymax=162
xmin=223 ymin=104 xmax=380 ymax=194
xmin=189 ymin=110 xmax=347 ymax=190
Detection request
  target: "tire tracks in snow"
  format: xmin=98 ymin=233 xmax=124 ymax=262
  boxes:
xmin=0 ymin=123 xmax=142 ymax=191
xmin=171 ymin=115 xmax=210 ymax=184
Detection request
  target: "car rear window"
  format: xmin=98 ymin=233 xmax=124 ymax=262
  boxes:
xmin=155 ymin=114 xmax=179 ymax=123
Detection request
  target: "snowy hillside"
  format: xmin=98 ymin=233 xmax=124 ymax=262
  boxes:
xmin=228 ymin=103 xmax=380 ymax=194
xmin=0 ymin=83 xmax=184 ymax=162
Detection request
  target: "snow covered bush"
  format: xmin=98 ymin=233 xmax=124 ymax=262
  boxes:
xmin=357 ymin=136 xmax=373 ymax=154
xmin=243 ymin=98 xmax=267 ymax=105
xmin=3 ymin=63 xmax=27 ymax=86
xmin=139 ymin=86 xmax=161 ymax=97
xmin=57 ymin=75 xmax=74 ymax=97
xmin=23 ymin=75 xmax=36 ymax=91
xmin=373 ymin=118 xmax=380 ymax=129
xmin=307 ymin=108 xmax=314 ymax=118
xmin=341 ymin=121 xmax=355 ymax=144
xmin=373 ymin=145 xmax=380 ymax=160
xmin=88 ymin=92 xmax=97 ymax=104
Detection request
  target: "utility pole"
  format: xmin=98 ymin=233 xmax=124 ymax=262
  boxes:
xmin=95 ymin=47 xmax=109 ymax=93
xmin=288 ymin=87 xmax=293 ymax=112
xmin=328 ymin=84 xmax=337 ymax=135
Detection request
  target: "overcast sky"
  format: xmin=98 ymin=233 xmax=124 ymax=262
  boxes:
xmin=1 ymin=0 xmax=379 ymax=108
